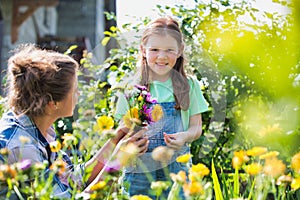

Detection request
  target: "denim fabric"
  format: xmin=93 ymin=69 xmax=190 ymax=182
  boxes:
xmin=0 ymin=110 xmax=84 ymax=198
xmin=123 ymin=102 xmax=191 ymax=199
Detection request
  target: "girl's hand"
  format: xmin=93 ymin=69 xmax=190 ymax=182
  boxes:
xmin=164 ymin=132 xmax=187 ymax=150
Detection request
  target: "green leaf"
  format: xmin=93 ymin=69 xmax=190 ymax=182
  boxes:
xmin=211 ymin=159 xmax=224 ymax=200
xmin=233 ymin=167 xmax=239 ymax=198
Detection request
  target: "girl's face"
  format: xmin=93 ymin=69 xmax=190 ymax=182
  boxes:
xmin=142 ymin=34 xmax=181 ymax=82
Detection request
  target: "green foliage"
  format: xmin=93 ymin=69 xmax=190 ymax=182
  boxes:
xmin=0 ymin=0 xmax=299 ymax=199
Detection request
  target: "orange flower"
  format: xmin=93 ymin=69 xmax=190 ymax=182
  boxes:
xmin=263 ymin=158 xmax=286 ymax=178
xmin=183 ymin=181 xmax=203 ymax=196
xmin=50 ymin=159 xmax=66 ymax=175
xmin=170 ymin=170 xmax=187 ymax=184
xmin=151 ymin=104 xmax=163 ymax=122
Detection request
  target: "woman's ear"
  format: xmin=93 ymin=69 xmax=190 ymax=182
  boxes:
xmin=48 ymin=101 xmax=58 ymax=110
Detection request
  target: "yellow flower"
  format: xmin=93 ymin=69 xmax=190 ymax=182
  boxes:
xmin=234 ymin=150 xmax=250 ymax=163
xmin=117 ymin=143 xmax=139 ymax=166
xmin=245 ymin=163 xmax=262 ymax=176
xmin=0 ymin=148 xmax=9 ymax=156
xmin=49 ymin=141 xmax=61 ymax=152
xmin=259 ymin=123 xmax=282 ymax=137
xmin=259 ymin=151 xmax=279 ymax=160
xmin=246 ymin=146 xmax=268 ymax=157
xmin=170 ymin=170 xmax=187 ymax=184
xmin=130 ymin=195 xmax=152 ymax=200
xmin=232 ymin=156 xmax=243 ymax=169
xmin=151 ymin=104 xmax=163 ymax=122
xmin=94 ymin=115 xmax=114 ymax=132
xmin=176 ymin=153 xmax=192 ymax=163
xmin=152 ymin=146 xmax=174 ymax=164
xmin=137 ymin=95 xmax=143 ymax=101
xmin=291 ymin=178 xmax=300 ymax=190
xmin=123 ymin=107 xmax=141 ymax=128
xmin=291 ymin=152 xmax=300 ymax=174
xmin=151 ymin=181 xmax=169 ymax=191
xmin=189 ymin=163 xmax=210 ymax=179
xmin=90 ymin=181 xmax=106 ymax=191
xmin=19 ymin=136 xmax=30 ymax=144
xmin=263 ymin=158 xmax=286 ymax=178
xmin=61 ymin=133 xmax=78 ymax=148
xmin=183 ymin=181 xmax=203 ymax=196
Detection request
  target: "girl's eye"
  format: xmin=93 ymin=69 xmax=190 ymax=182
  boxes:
xmin=167 ymin=49 xmax=176 ymax=53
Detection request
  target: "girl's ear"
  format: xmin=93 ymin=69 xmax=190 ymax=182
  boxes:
xmin=140 ymin=45 xmax=146 ymax=57
xmin=177 ymin=44 xmax=184 ymax=58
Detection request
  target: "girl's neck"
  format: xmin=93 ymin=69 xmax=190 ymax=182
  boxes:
xmin=151 ymin=74 xmax=170 ymax=82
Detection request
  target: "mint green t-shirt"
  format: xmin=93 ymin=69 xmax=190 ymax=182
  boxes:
xmin=114 ymin=77 xmax=209 ymax=131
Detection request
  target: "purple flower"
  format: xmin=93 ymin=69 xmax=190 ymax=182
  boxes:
xmin=134 ymin=84 xmax=147 ymax=91
xmin=19 ymin=159 xmax=32 ymax=171
xmin=104 ymin=159 xmax=121 ymax=173
xmin=145 ymin=92 xmax=158 ymax=103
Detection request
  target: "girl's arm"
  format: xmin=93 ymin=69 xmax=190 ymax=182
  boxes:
xmin=164 ymin=113 xmax=202 ymax=150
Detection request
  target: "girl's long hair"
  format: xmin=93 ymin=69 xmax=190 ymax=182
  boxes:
xmin=139 ymin=16 xmax=190 ymax=110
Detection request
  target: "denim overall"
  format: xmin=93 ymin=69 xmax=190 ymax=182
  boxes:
xmin=123 ymin=102 xmax=190 ymax=199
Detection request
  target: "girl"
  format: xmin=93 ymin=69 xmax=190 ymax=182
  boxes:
xmin=115 ymin=16 xmax=209 ymax=199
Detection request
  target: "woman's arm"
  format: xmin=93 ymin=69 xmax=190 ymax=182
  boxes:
xmin=84 ymin=126 xmax=128 ymax=185
xmin=84 ymin=127 xmax=149 ymax=192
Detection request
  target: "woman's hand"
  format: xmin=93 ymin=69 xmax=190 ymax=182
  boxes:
xmin=111 ymin=126 xmax=130 ymax=145
xmin=119 ymin=128 xmax=149 ymax=155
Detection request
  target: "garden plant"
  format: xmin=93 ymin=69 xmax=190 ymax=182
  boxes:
xmin=0 ymin=0 xmax=299 ymax=199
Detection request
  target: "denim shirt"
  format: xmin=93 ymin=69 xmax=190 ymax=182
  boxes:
xmin=0 ymin=110 xmax=85 ymax=198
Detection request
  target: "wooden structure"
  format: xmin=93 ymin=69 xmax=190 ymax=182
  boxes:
xmin=11 ymin=0 xmax=59 ymax=43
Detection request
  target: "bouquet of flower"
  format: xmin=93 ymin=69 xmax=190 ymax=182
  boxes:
xmin=123 ymin=84 xmax=163 ymax=132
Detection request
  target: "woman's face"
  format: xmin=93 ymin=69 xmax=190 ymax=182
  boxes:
xmin=57 ymin=75 xmax=79 ymax=117
xmin=142 ymin=34 xmax=181 ymax=82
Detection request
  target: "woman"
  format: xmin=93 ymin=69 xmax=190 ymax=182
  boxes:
xmin=0 ymin=43 xmax=148 ymax=198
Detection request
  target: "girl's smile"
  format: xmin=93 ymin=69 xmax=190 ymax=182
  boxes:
xmin=142 ymin=34 xmax=180 ymax=82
